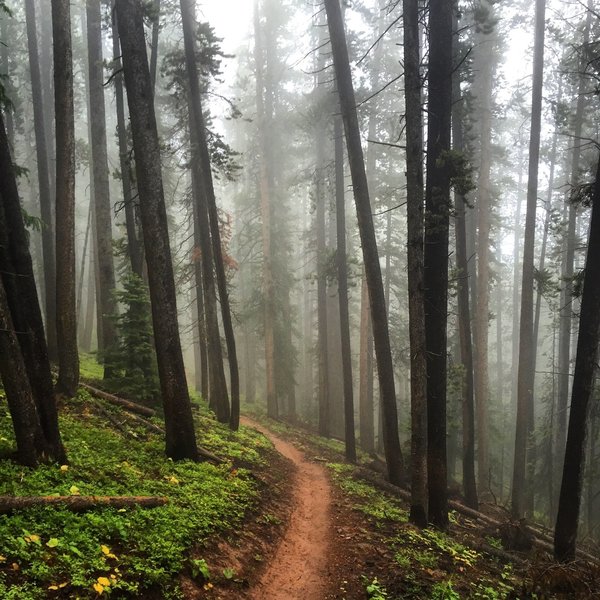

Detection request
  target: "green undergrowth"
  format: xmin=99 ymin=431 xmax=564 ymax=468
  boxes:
xmin=244 ymin=409 xmax=519 ymax=600
xmin=0 ymin=387 xmax=272 ymax=599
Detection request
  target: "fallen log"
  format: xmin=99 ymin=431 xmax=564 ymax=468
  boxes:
xmin=0 ymin=495 xmax=168 ymax=513
xmin=96 ymin=407 xmax=224 ymax=465
xmin=121 ymin=410 xmax=165 ymax=435
xmin=94 ymin=403 xmax=138 ymax=440
xmin=80 ymin=382 xmax=156 ymax=417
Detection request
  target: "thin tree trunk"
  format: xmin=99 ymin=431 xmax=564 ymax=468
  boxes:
xmin=254 ymin=0 xmax=277 ymax=419
xmin=554 ymin=154 xmax=600 ymax=562
xmin=472 ymin=5 xmax=496 ymax=493
xmin=359 ymin=272 xmax=374 ymax=452
xmin=111 ymin=6 xmax=143 ymax=277
xmin=512 ymin=0 xmax=546 ymax=519
xmin=53 ymin=0 xmax=79 ymax=397
xmin=452 ymin=25 xmax=477 ymax=510
xmin=149 ymin=0 xmax=160 ymax=93
xmin=334 ymin=116 xmax=356 ymax=463
xmin=325 ymin=0 xmax=403 ymax=485
xmin=115 ymin=0 xmax=198 ymax=461
xmin=25 ymin=0 xmax=57 ymax=360
xmin=404 ymin=0 xmax=428 ymax=525
xmin=556 ymin=6 xmax=591 ymax=468
xmin=180 ymin=0 xmax=237 ymax=427
xmin=82 ymin=245 xmax=96 ymax=353
xmin=86 ymin=0 xmax=117 ymax=377
xmin=191 ymin=197 xmax=209 ymax=400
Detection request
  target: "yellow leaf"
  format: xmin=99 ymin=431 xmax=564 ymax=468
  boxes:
xmin=0 ymin=555 xmax=6 ymax=562
xmin=24 ymin=534 xmax=40 ymax=544
xmin=101 ymin=545 xmax=111 ymax=555
xmin=93 ymin=582 xmax=104 ymax=594
xmin=168 ymin=476 xmax=179 ymax=485
xmin=60 ymin=465 xmax=69 ymax=472
xmin=69 ymin=485 xmax=80 ymax=495
xmin=48 ymin=585 xmax=59 ymax=591
xmin=58 ymin=583 xmax=68 ymax=588
xmin=11 ymin=563 xmax=19 ymax=571
xmin=97 ymin=576 xmax=111 ymax=587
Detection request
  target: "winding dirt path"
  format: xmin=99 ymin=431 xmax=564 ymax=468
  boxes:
xmin=241 ymin=417 xmax=333 ymax=600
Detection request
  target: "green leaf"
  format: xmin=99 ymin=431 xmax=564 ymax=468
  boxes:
xmin=46 ymin=538 xmax=59 ymax=548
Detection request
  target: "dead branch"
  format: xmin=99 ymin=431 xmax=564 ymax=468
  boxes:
xmin=0 ymin=495 xmax=168 ymax=513
xmin=80 ymin=382 xmax=156 ymax=417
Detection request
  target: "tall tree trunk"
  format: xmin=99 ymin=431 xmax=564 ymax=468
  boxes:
xmin=254 ymin=0 xmax=277 ymax=419
xmin=359 ymin=273 xmax=374 ymax=452
xmin=115 ymin=0 xmax=198 ymax=461
xmin=111 ymin=5 xmax=143 ymax=277
xmin=404 ymin=0 xmax=428 ymax=526
xmin=359 ymin=1 xmax=383 ymax=456
xmin=25 ymin=0 xmax=57 ymax=360
xmin=511 ymin=0 xmax=546 ymax=519
xmin=324 ymin=0 xmax=403 ymax=485
xmin=334 ymin=116 xmax=356 ymax=462
xmin=191 ymin=195 xmax=209 ymax=400
xmin=0 ymin=110 xmax=65 ymax=462
xmin=452 ymin=22 xmax=478 ymax=510
xmin=556 ymin=6 xmax=591 ymax=469
xmin=87 ymin=0 xmax=117 ymax=377
xmin=149 ymin=0 xmax=160 ymax=93
xmin=0 ymin=274 xmax=47 ymax=467
xmin=423 ymin=0 xmax=452 ymax=529
xmin=554 ymin=154 xmax=600 ymax=562
xmin=53 ymin=0 xmax=79 ymax=397
xmin=180 ymin=0 xmax=237 ymax=427
xmin=81 ymin=245 xmax=96 ymax=352
xmin=472 ymin=4 xmax=496 ymax=493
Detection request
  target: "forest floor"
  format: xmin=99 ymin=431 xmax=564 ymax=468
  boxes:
xmin=2 ymin=358 xmax=600 ymax=599
xmin=201 ymin=411 xmax=600 ymax=600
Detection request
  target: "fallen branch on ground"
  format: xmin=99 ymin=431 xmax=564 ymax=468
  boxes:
xmin=80 ymin=382 xmax=156 ymax=417
xmin=0 ymin=495 xmax=168 ymax=513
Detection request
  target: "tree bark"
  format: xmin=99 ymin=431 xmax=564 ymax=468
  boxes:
xmin=451 ymin=22 xmax=478 ymax=510
xmin=403 ymin=0 xmax=428 ymax=526
xmin=180 ymin=0 xmax=239 ymax=429
xmin=423 ymin=0 xmax=452 ymax=529
xmin=25 ymin=0 xmax=57 ymax=360
xmin=359 ymin=272 xmax=374 ymax=452
xmin=115 ymin=0 xmax=198 ymax=461
xmin=254 ymin=0 xmax=277 ymax=419
xmin=0 ymin=495 xmax=168 ymax=512
xmin=512 ymin=0 xmax=546 ymax=519
xmin=554 ymin=154 xmax=600 ymax=562
xmin=0 ymin=110 xmax=65 ymax=462
xmin=334 ymin=116 xmax=356 ymax=463
xmin=472 ymin=3 xmax=496 ymax=493
xmin=556 ymin=6 xmax=591 ymax=469
xmin=111 ymin=6 xmax=143 ymax=277
xmin=52 ymin=0 xmax=79 ymax=397
xmin=86 ymin=0 xmax=118 ymax=377
xmin=324 ymin=0 xmax=403 ymax=485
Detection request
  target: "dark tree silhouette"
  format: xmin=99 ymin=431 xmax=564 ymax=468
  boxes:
xmin=324 ymin=0 xmax=403 ymax=485
xmin=115 ymin=0 xmax=198 ymax=460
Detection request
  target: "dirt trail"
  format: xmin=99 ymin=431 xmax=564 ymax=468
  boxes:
xmin=241 ymin=417 xmax=333 ymax=600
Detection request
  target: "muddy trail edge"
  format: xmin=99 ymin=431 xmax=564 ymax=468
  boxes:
xmin=241 ymin=417 xmax=334 ymax=600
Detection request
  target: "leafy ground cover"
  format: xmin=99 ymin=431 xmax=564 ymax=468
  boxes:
xmin=0 ymin=382 xmax=273 ymax=599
